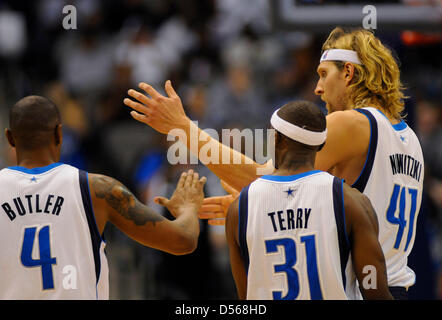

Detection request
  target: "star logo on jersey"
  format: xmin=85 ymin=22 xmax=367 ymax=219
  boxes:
xmin=30 ymin=176 xmax=38 ymax=183
xmin=284 ymin=187 xmax=295 ymax=197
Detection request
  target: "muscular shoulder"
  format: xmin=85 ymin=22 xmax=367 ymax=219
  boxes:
xmin=88 ymin=173 xmax=132 ymax=207
xmin=326 ymin=110 xmax=370 ymax=133
xmin=316 ymin=110 xmax=370 ymax=171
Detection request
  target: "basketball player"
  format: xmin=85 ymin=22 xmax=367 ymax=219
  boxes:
xmin=226 ymin=100 xmax=392 ymax=300
xmin=0 ymin=96 xmax=206 ymax=299
xmin=124 ymin=28 xmax=424 ymax=299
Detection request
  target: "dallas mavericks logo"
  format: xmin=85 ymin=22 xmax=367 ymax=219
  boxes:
xmin=284 ymin=187 xmax=295 ymax=197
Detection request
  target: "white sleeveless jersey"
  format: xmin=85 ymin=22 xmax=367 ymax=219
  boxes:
xmin=239 ymin=170 xmax=359 ymax=300
xmin=352 ymin=107 xmax=424 ymax=289
xmin=0 ymin=163 xmax=109 ymax=300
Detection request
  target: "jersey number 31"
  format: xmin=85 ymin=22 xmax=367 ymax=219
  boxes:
xmin=265 ymin=234 xmax=322 ymax=300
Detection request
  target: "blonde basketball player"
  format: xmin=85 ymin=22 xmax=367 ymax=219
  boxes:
xmin=124 ymin=27 xmax=424 ymax=299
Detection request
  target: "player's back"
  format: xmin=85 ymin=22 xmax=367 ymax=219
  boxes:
xmin=0 ymin=163 xmax=108 ymax=299
xmin=354 ymin=107 xmax=424 ymax=289
xmin=239 ymin=170 xmax=358 ymax=300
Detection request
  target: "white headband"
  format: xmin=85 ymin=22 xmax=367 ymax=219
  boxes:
xmin=320 ymin=49 xmax=362 ymax=65
xmin=270 ymin=109 xmax=327 ymax=146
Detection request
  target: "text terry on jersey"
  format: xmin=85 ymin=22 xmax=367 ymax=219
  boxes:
xmin=1 ymin=194 xmax=65 ymax=221
xmin=267 ymin=208 xmax=312 ymax=232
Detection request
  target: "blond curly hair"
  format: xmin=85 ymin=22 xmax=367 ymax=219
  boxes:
xmin=322 ymin=27 xmax=407 ymax=120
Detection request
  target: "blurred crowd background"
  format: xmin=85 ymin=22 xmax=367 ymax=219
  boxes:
xmin=0 ymin=0 xmax=440 ymax=299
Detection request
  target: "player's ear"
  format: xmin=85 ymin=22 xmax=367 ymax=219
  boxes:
xmin=54 ymin=124 xmax=63 ymax=146
xmin=343 ymin=62 xmax=355 ymax=86
xmin=5 ymin=129 xmax=15 ymax=148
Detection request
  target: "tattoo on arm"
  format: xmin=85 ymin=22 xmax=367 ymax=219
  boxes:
xmin=91 ymin=175 xmax=164 ymax=226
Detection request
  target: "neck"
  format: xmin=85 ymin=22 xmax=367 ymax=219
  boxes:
xmin=274 ymin=151 xmax=315 ymax=176
xmin=15 ymin=148 xmax=59 ymax=168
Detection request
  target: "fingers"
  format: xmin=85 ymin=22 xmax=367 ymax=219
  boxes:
xmin=202 ymin=196 xmax=227 ymax=205
xmin=130 ymin=111 xmax=150 ymax=125
xmin=198 ymin=212 xmax=225 ymax=219
xmin=179 ymin=171 xmax=188 ymax=188
xmin=199 ymin=204 xmax=221 ymax=213
xmin=192 ymin=171 xmax=199 ymax=187
xmin=183 ymin=170 xmax=206 ymax=189
xmin=177 ymin=171 xmax=187 ymax=189
xmin=220 ymin=180 xmax=240 ymax=196
xmin=154 ymin=196 xmax=169 ymax=207
xmin=208 ymin=219 xmax=226 ymax=226
xmin=139 ymin=82 xmax=163 ymax=100
xmin=124 ymin=97 xmax=152 ymax=115
xmin=165 ymin=80 xmax=178 ymax=98
xmin=198 ymin=176 xmax=207 ymax=188
xmin=127 ymin=89 xmax=154 ymax=107
xmin=184 ymin=169 xmax=194 ymax=188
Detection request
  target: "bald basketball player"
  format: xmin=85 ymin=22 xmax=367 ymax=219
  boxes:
xmin=0 ymin=96 xmax=206 ymax=299
xmin=124 ymin=27 xmax=424 ymax=299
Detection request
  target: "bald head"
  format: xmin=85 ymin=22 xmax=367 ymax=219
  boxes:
xmin=8 ymin=96 xmax=62 ymax=150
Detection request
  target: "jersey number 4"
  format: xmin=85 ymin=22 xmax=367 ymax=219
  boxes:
xmin=265 ymin=234 xmax=322 ymax=300
xmin=20 ymin=225 xmax=57 ymax=290
xmin=386 ymin=184 xmax=418 ymax=252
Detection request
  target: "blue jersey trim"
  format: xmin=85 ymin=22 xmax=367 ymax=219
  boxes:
xmin=332 ymin=177 xmax=350 ymax=290
xmin=260 ymin=170 xmax=322 ymax=182
xmin=7 ymin=162 xmax=64 ymax=174
xmin=352 ymin=109 xmax=378 ymax=193
xmin=375 ymin=109 xmax=407 ymax=131
xmin=238 ymin=185 xmax=251 ymax=274
xmin=79 ymin=170 xmax=102 ymax=298
xmin=392 ymin=121 xmax=407 ymax=131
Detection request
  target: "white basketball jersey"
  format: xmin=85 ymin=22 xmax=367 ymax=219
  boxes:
xmin=239 ymin=170 xmax=359 ymax=300
xmin=352 ymin=107 xmax=424 ymax=289
xmin=0 ymin=163 xmax=109 ymax=299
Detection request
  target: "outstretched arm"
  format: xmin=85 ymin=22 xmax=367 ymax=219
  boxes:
xmin=89 ymin=170 xmax=206 ymax=255
xmin=124 ymin=81 xmax=271 ymax=191
xmin=343 ymin=184 xmax=393 ymax=300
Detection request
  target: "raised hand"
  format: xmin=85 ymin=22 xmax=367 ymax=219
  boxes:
xmin=198 ymin=180 xmax=240 ymax=226
xmin=124 ymin=80 xmax=189 ymax=134
xmin=155 ymin=170 xmax=206 ymax=218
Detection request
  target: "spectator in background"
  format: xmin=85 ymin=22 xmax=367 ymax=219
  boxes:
xmin=114 ymin=22 xmax=168 ymax=89
xmin=56 ymin=26 xmax=114 ymax=98
xmin=45 ymin=82 xmax=89 ymax=169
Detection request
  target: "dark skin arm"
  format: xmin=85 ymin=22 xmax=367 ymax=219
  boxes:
xmin=225 ymin=197 xmax=247 ymax=299
xmin=89 ymin=169 xmax=206 ymax=255
xmin=343 ymin=183 xmax=393 ymax=300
